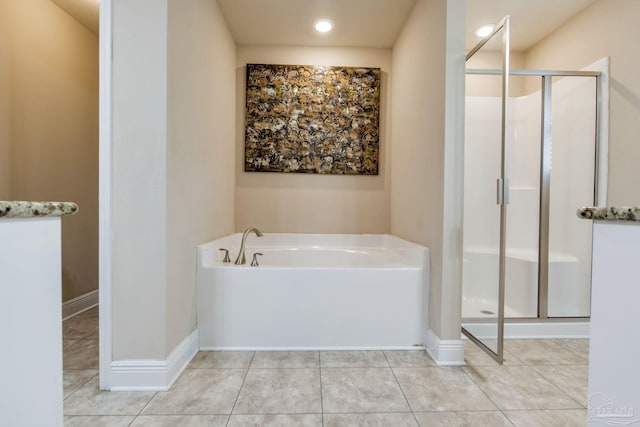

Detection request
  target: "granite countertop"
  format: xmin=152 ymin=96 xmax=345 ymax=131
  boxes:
xmin=0 ymin=201 xmax=78 ymax=219
xmin=577 ymin=206 xmax=640 ymax=222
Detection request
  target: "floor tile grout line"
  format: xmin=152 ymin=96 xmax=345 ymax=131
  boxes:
xmin=503 ymin=408 xmax=589 ymax=413
xmin=62 ymin=371 xmax=100 ymax=402
xmin=319 ymin=351 xmax=324 ymax=427
xmin=551 ymin=338 xmax=590 ymax=359
xmin=528 ymin=364 xmax=588 ymax=408
xmin=459 ymin=364 xmax=504 ymax=412
xmin=462 ymin=364 xmax=586 ymax=412
xmin=225 ymin=351 xmax=255 ymax=426
xmin=328 ymin=410 xmax=421 ymax=414
xmin=133 ymin=390 xmax=158 ymax=419
xmin=384 ymin=352 xmax=420 ymax=426
xmin=229 ymin=411 xmax=323 ymax=416
xmin=63 ymin=334 xmax=96 ymax=350
xmin=500 ymin=410 xmax=518 ymax=426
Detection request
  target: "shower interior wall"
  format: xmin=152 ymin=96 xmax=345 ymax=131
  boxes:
xmin=464 ymin=74 xmax=596 ymax=318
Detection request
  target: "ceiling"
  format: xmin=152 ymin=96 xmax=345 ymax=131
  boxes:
xmin=220 ymin=0 xmax=598 ymax=51
xmin=217 ymin=0 xmax=418 ymax=48
xmin=50 ymin=0 xmax=599 ymax=52
xmin=466 ymin=0 xmax=597 ymax=51
xmin=50 ymin=0 xmax=99 ymax=35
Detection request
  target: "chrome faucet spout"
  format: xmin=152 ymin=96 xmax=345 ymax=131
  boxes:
xmin=234 ymin=227 xmax=263 ymax=265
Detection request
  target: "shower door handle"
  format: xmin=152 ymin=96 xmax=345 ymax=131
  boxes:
xmin=497 ymin=178 xmax=509 ymax=205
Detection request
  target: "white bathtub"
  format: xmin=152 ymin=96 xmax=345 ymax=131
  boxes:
xmin=196 ymin=234 xmax=429 ymax=350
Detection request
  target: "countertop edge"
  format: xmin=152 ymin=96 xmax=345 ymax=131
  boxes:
xmin=0 ymin=201 xmax=79 ymax=219
xmin=576 ymin=206 xmax=640 ymax=222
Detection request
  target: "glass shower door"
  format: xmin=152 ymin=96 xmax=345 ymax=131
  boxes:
xmin=461 ymin=16 xmax=510 ymax=363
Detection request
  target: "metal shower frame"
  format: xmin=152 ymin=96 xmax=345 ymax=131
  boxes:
xmin=462 ymin=15 xmax=602 ymax=364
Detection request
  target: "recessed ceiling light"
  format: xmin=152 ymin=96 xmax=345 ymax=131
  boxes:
xmin=475 ymin=24 xmax=495 ymax=38
xmin=314 ymin=19 xmax=333 ymax=33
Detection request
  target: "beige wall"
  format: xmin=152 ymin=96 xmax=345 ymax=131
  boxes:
xmin=391 ymin=0 xmax=465 ymax=341
xmin=112 ymin=0 xmax=236 ymax=360
xmin=166 ymin=0 xmax=236 ymax=353
xmin=466 ymin=50 xmax=526 ymax=97
xmin=0 ymin=0 xmax=98 ymax=302
xmin=525 ymin=0 xmax=640 ymax=205
xmin=235 ymin=46 xmax=392 ymax=234
xmin=0 ymin=31 xmax=9 ymax=200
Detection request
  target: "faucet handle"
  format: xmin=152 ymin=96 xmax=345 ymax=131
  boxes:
xmin=250 ymin=252 xmax=263 ymax=267
xmin=219 ymin=248 xmax=231 ymax=263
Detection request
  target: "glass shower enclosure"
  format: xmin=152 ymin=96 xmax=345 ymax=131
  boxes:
xmin=462 ymin=16 xmax=602 ymax=363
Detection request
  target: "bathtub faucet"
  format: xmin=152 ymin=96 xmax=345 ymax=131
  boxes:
xmin=234 ymin=227 xmax=263 ymax=265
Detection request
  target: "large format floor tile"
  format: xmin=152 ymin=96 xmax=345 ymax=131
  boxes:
xmin=463 ymin=340 xmax=524 ymax=366
xmin=384 ymin=350 xmax=436 ymax=367
xmin=130 ymin=414 xmax=229 ymax=426
xmin=503 ymin=409 xmax=587 ymax=427
xmin=142 ymin=369 xmax=245 ymax=415
xmin=227 ymin=414 xmax=323 ymax=427
xmin=553 ymin=339 xmax=590 ymax=358
xmin=64 ymin=415 xmax=135 ymax=427
xmin=323 ymin=413 xmax=419 ymax=427
xmin=504 ymin=340 xmax=587 ymax=365
xmin=250 ymin=351 xmax=319 ymax=368
xmin=188 ymin=351 xmax=254 ymax=369
xmin=531 ymin=365 xmax=589 ymax=407
xmin=321 ymin=368 xmax=410 ymax=413
xmin=64 ymin=338 xmax=99 ymax=370
xmin=63 ymin=308 xmax=99 ymax=340
xmin=64 ymin=339 xmax=80 ymax=350
xmin=320 ymin=351 xmax=389 ymax=368
xmin=394 ymin=367 xmax=497 ymax=412
xmin=64 ymin=378 xmax=155 ymax=416
xmin=233 ymin=368 xmax=321 ymax=414
xmin=64 ymin=369 xmax=99 ymax=398
xmin=414 ymin=411 xmax=513 ymax=427
xmin=61 ymin=311 xmax=592 ymax=427
xmin=463 ymin=365 xmax=583 ymax=410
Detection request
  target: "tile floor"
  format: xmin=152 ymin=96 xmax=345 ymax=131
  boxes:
xmin=63 ymin=308 xmax=589 ymax=426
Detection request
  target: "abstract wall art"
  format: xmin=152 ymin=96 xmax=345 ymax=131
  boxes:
xmin=244 ymin=64 xmax=381 ymax=175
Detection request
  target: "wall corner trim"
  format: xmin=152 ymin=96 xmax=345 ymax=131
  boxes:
xmin=425 ymin=328 xmax=465 ymax=366
xmin=109 ymin=329 xmax=199 ymax=391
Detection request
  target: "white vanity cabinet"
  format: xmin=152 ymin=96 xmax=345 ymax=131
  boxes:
xmin=578 ymin=207 xmax=640 ymax=426
xmin=0 ymin=202 xmax=77 ymax=427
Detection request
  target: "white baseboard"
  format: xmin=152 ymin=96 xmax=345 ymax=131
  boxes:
xmin=62 ymin=290 xmax=99 ymax=320
xmin=461 ymin=321 xmax=590 ymax=339
xmin=109 ymin=329 xmax=199 ymax=391
xmin=425 ymin=328 xmax=465 ymax=366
